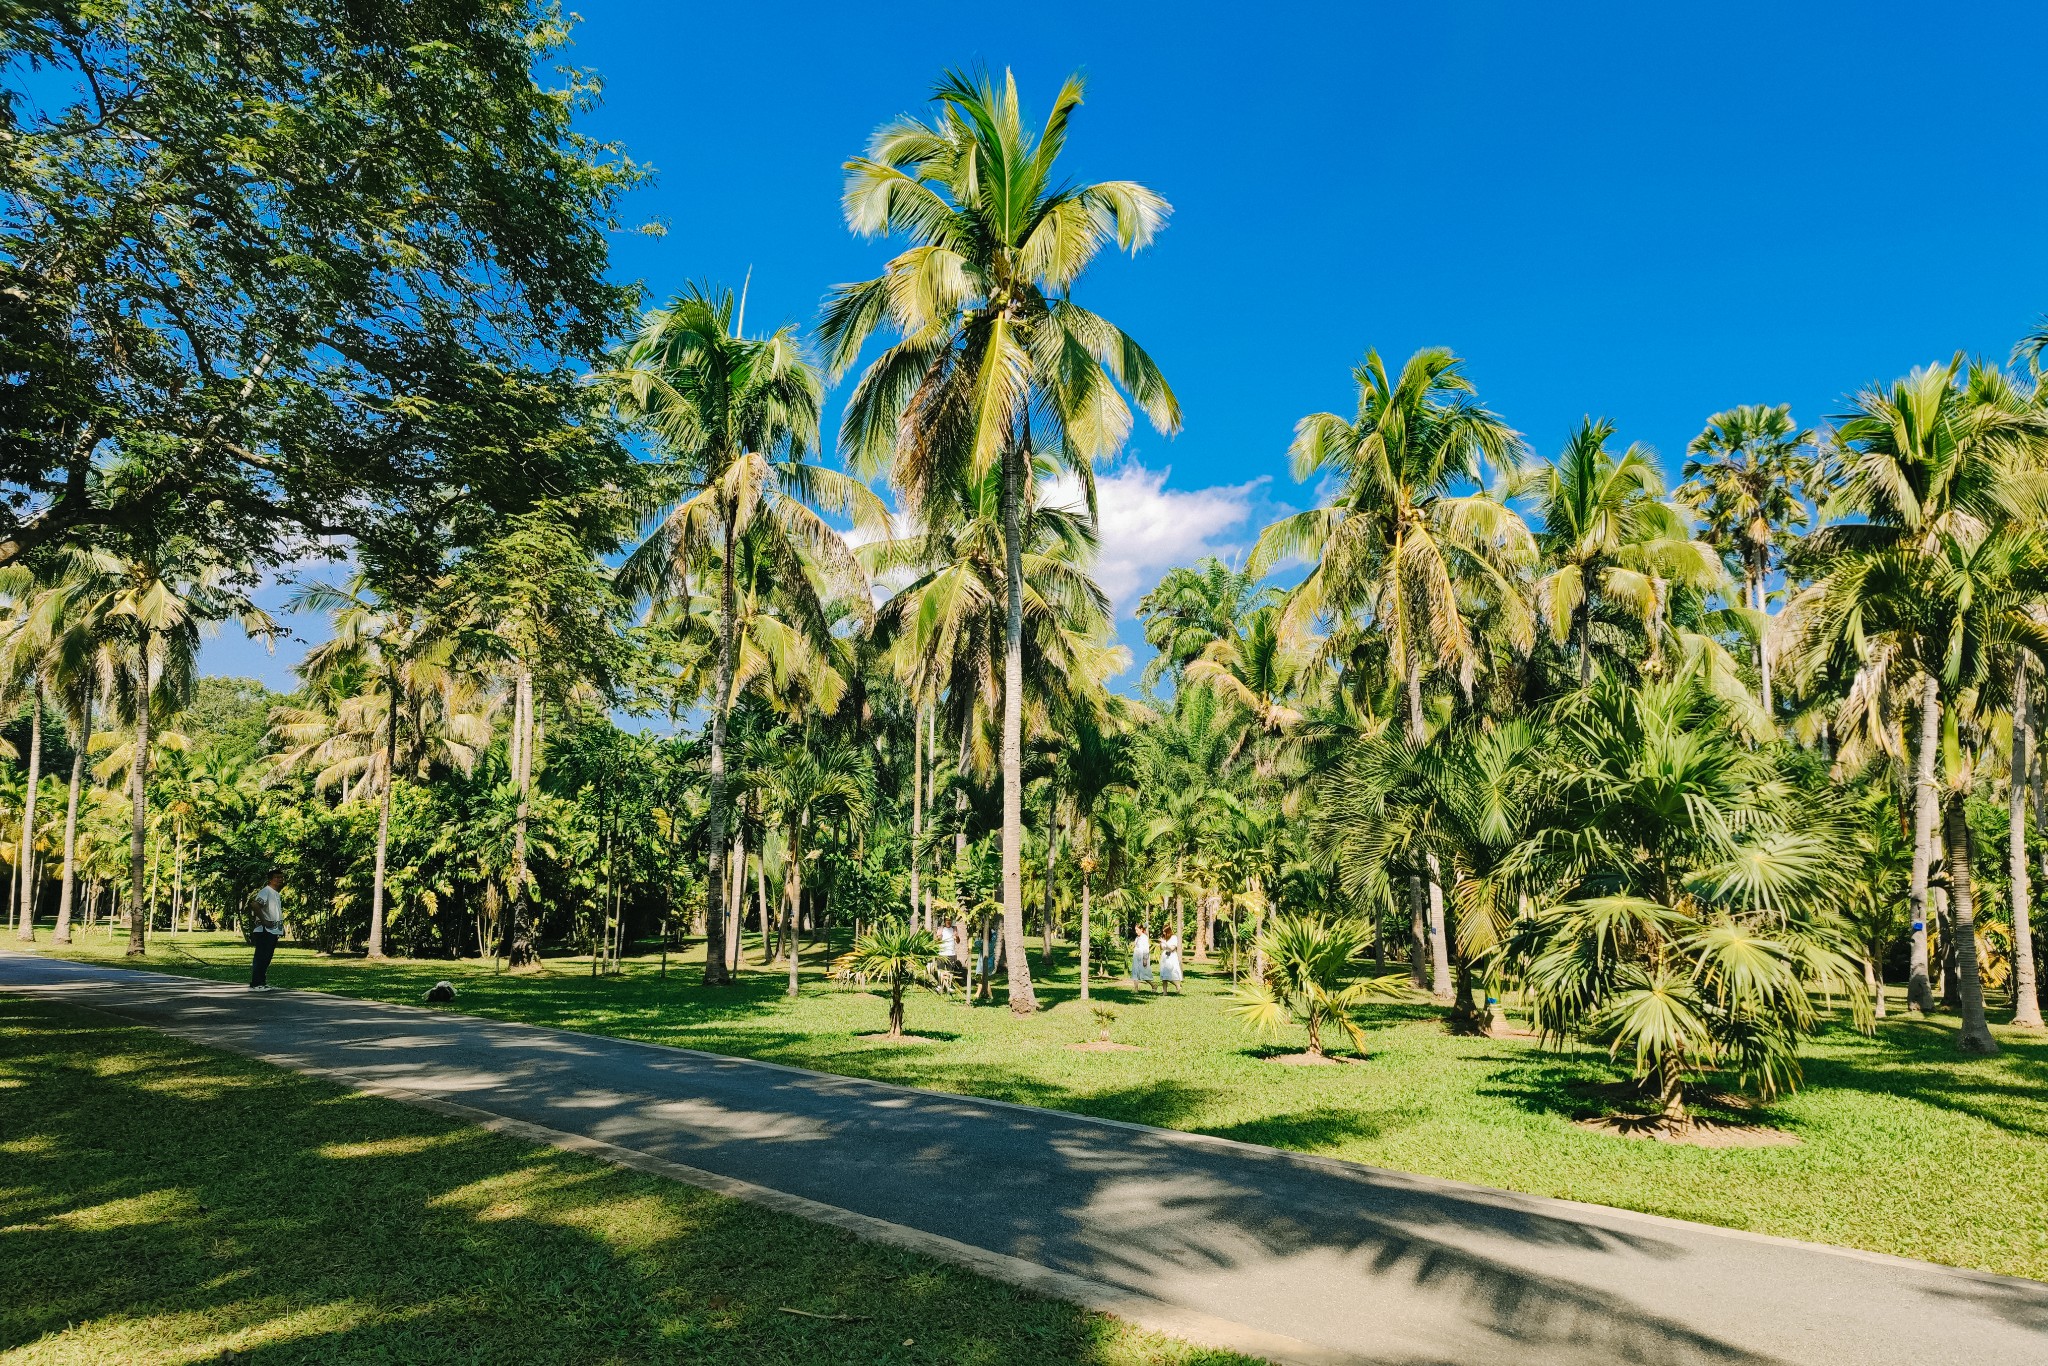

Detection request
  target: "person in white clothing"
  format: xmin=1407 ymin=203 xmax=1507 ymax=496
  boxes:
xmin=1130 ymin=926 xmax=1154 ymax=989
xmin=1158 ymin=929 xmax=1184 ymax=993
xmin=249 ymin=870 xmax=285 ymax=989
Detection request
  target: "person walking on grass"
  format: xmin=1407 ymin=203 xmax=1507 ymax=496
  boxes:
xmin=1131 ymin=924 xmax=1154 ymax=990
xmin=248 ymin=870 xmax=284 ymax=991
xmin=1159 ymin=927 xmax=1184 ymax=995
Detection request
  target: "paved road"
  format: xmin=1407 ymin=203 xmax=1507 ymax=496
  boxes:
xmin=4 ymin=954 xmax=2043 ymax=1365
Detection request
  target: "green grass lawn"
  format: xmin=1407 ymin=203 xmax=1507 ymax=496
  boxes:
xmin=0 ymin=994 xmax=1255 ymax=1365
xmin=14 ymin=929 xmax=2048 ymax=1284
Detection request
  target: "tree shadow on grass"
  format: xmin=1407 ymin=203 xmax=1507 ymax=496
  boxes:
xmin=0 ymin=996 xmax=1254 ymax=1366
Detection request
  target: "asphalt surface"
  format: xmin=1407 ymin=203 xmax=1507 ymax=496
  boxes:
xmin=4 ymin=952 xmax=2044 ymax=1365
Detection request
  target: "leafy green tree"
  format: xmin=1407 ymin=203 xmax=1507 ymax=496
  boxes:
xmin=1136 ymin=558 xmax=1275 ymax=691
xmin=826 ymin=68 xmax=1181 ymax=1016
xmin=1 ymin=1 xmax=641 ymax=571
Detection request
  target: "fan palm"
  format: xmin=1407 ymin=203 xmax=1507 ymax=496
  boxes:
xmin=1518 ymin=669 xmax=1870 ymax=1125
xmin=606 ymin=283 xmax=880 ymax=987
xmin=824 ymin=68 xmax=1181 ymax=1015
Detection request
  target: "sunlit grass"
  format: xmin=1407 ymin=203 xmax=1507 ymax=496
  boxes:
xmin=0 ymin=995 xmax=1254 ymax=1365
xmin=19 ymin=931 xmax=2048 ymax=1281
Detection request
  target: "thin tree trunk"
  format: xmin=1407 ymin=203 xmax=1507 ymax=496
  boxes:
xmin=1906 ymin=673 xmax=1940 ymax=1013
xmin=2011 ymin=655 xmax=2042 ymax=1029
xmin=54 ymin=694 xmax=89 ymax=944
xmin=1407 ymin=874 xmax=1428 ymax=991
xmin=501 ymin=667 xmax=535 ymax=966
xmin=998 ymin=433 xmax=1036 ymax=1015
xmin=1944 ymin=795 xmax=1999 ymax=1053
xmin=785 ymin=827 xmax=802 ymax=998
xmin=1866 ymin=953 xmax=1887 ymax=1020
xmin=910 ymin=699 xmax=923 ymax=922
xmin=725 ymin=830 xmax=743 ymax=972
xmin=1078 ymin=869 xmax=1092 ymax=1004
xmin=1752 ymin=566 xmax=1774 ymax=721
xmin=756 ymin=849 xmax=772 ymax=965
xmin=16 ymin=678 xmax=40 ymax=940
xmin=1426 ymin=852 xmax=1453 ymax=1003
xmin=368 ymin=690 xmax=398 ymax=958
xmin=125 ymin=645 xmax=151 ymax=956
xmin=1577 ymin=606 xmax=1594 ymax=688
xmin=700 ymin=522 xmax=738 ymax=986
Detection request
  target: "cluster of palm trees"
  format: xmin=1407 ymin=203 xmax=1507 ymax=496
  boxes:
xmin=6 ymin=65 xmax=2045 ymax=1132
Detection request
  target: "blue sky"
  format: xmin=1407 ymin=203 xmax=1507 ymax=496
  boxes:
xmin=205 ymin=0 xmax=2048 ymax=688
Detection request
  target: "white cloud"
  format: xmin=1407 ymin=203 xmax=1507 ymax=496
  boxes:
xmin=1042 ymin=462 xmax=1264 ymax=615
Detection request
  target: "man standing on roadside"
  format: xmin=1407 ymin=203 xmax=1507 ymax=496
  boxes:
xmin=249 ymin=869 xmax=285 ymax=990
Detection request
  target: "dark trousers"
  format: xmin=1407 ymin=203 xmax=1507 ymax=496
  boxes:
xmin=250 ymin=931 xmax=278 ymax=986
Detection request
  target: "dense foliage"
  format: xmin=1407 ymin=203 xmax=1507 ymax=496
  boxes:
xmin=4 ymin=29 xmax=2045 ymax=1134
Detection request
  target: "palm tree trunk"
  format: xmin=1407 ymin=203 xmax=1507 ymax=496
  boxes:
xmin=368 ymin=691 xmax=398 ymax=958
xmin=1576 ymin=606 xmax=1594 ymax=688
xmin=1866 ymin=953 xmax=1886 ymax=1019
xmin=2011 ymin=655 xmax=2042 ymax=1030
xmin=125 ymin=651 xmax=151 ymax=957
xmin=700 ymin=521 xmax=738 ymax=986
xmin=755 ymin=852 xmax=771 ymax=965
xmin=998 ymin=435 xmax=1036 ymax=1015
xmin=725 ymin=830 xmax=743 ymax=972
xmin=1426 ymin=853 xmax=1453 ymax=1003
xmin=1406 ymin=874 xmax=1428 ymax=991
xmin=1944 ymin=794 xmax=1998 ymax=1054
xmin=1078 ymin=869 xmax=1092 ymax=1004
xmin=785 ymin=827 xmax=802 ymax=998
xmin=501 ymin=666 xmax=534 ymax=966
xmin=910 ymin=700 xmax=923 ymax=922
xmin=1906 ymin=673 xmax=1940 ymax=1013
xmin=1751 ymin=564 xmax=1774 ymax=720
xmin=54 ymin=695 xmax=89 ymax=944
xmin=16 ymin=678 xmax=40 ymax=941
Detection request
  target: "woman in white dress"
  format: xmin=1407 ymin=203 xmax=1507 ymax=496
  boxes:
xmin=1130 ymin=925 xmax=1153 ymax=989
xmin=1158 ymin=929 xmax=1183 ymax=994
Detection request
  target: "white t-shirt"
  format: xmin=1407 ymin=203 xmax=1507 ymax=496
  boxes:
xmin=937 ymin=925 xmax=957 ymax=957
xmin=253 ymin=886 xmax=283 ymax=934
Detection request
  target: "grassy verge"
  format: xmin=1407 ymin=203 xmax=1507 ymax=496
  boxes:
xmin=0 ymin=994 xmax=1255 ymax=1365
xmin=15 ymin=931 xmax=2048 ymax=1282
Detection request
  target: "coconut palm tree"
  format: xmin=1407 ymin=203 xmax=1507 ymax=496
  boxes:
xmin=606 ymin=283 xmax=880 ymax=987
xmin=60 ymin=540 xmax=273 ymax=955
xmin=743 ymin=732 xmax=876 ymax=997
xmin=1529 ymin=418 xmax=1727 ymax=688
xmin=1677 ymin=403 xmax=1814 ymax=717
xmin=825 ymin=68 xmax=1181 ymax=1016
xmin=1053 ymin=711 xmax=1131 ymax=1001
xmin=1136 ymin=558 xmax=1277 ymax=691
xmin=1254 ymin=347 xmax=1531 ymax=737
xmin=1781 ymin=357 xmax=2048 ymax=1018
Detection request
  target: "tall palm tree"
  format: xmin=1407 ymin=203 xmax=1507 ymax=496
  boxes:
xmin=62 ymin=541 xmax=272 ymax=955
xmin=1781 ymin=357 xmax=2048 ymax=1019
xmin=1678 ymin=403 xmax=1814 ymax=716
xmin=1254 ymin=347 xmax=1531 ymax=739
xmin=275 ymin=578 xmax=494 ymax=957
xmin=1530 ymin=418 xmax=1726 ymax=688
xmin=607 ymin=284 xmax=879 ymax=987
xmin=825 ymin=69 xmax=1181 ymax=1015
xmin=1136 ymin=557 xmax=1276 ymax=691
xmin=744 ymin=733 xmax=875 ymax=997
xmin=1054 ymin=711 xmax=1131 ymax=1001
